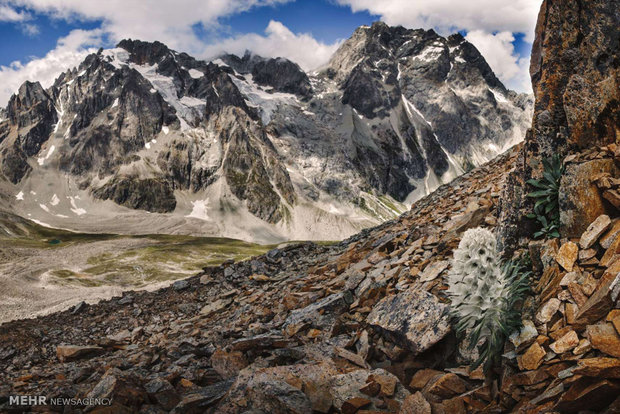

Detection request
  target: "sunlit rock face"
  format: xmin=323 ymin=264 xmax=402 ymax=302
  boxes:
xmin=0 ymin=26 xmax=532 ymax=242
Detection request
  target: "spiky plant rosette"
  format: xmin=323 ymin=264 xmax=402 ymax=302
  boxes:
xmin=447 ymin=228 xmax=530 ymax=370
xmin=526 ymin=154 xmax=564 ymax=239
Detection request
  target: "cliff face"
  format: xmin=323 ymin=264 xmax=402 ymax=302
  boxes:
xmin=499 ymin=0 xmax=620 ymax=247
xmin=528 ymin=0 xmax=619 ymax=157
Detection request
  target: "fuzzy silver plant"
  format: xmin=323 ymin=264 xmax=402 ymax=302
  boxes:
xmin=447 ymin=227 xmax=529 ymax=369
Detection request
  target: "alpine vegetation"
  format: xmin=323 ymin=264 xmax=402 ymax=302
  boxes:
xmin=447 ymin=227 xmax=530 ymax=371
xmin=526 ymin=155 xmax=564 ymax=239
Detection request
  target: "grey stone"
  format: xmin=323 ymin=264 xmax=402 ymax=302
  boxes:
xmin=172 ymin=280 xmax=190 ymax=291
xmin=367 ymin=289 xmax=450 ymax=354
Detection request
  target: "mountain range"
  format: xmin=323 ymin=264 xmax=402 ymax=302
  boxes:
xmin=0 ymin=22 xmax=532 ymax=243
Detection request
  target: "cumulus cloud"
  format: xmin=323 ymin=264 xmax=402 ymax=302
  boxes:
xmin=8 ymin=0 xmax=293 ymax=52
xmin=465 ymin=30 xmax=532 ymax=93
xmin=336 ymin=0 xmax=540 ymax=42
xmin=201 ymin=20 xmax=341 ymax=71
xmin=0 ymin=0 xmax=304 ymax=105
xmin=0 ymin=18 xmax=340 ymax=106
xmin=0 ymin=28 xmax=104 ymax=105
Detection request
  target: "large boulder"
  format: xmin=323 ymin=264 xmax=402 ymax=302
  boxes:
xmin=366 ymin=289 xmax=450 ymax=354
xmin=559 ymin=159 xmax=617 ymax=237
xmin=216 ymin=363 xmax=338 ymax=414
xmin=282 ymin=292 xmax=352 ymax=336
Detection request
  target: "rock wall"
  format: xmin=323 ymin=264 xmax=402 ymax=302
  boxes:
xmin=496 ymin=1 xmax=620 ymax=411
xmin=528 ymin=0 xmax=619 ymax=158
xmin=499 ymin=0 xmax=620 ymax=248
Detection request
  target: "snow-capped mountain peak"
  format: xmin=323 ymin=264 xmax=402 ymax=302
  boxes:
xmin=0 ymin=25 xmax=532 ymax=242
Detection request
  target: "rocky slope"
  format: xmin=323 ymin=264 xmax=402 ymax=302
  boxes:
xmin=0 ymin=24 xmax=532 ymax=243
xmin=0 ymin=0 xmax=619 ymax=411
xmin=0 ymin=144 xmax=520 ymax=413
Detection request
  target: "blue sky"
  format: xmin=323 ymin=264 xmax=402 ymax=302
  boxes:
xmin=0 ymin=0 xmax=377 ymax=64
xmin=0 ymin=0 xmax=540 ymax=105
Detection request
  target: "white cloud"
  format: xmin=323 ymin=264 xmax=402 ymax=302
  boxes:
xmin=465 ymin=30 xmax=532 ymax=93
xmin=8 ymin=0 xmax=293 ymax=53
xmin=0 ymin=4 xmax=31 ymax=22
xmin=201 ymin=20 xmax=341 ymax=71
xmin=0 ymin=28 xmax=104 ymax=105
xmin=336 ymin=0 xmax=541 ymax=42
xmin=0 ymin=3 xmax=39 ymax=37
xmin=20 ymin=22 xmax=38 ymax=36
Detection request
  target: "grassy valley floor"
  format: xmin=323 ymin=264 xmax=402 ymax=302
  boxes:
xmin=0 ymin=214 xmax=273 ymax=323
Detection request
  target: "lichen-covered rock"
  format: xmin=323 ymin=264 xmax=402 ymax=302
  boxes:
xmin=574 ymin=262 xmax=620 ymax=328
xmin=367 ymin=289 xmax=450 ymax=354
xmin=556 ymin=241 xmax=579 ymax=271
xmin=330 ymin=368 xmax=410 ymax=411
xmin=579 ymin=215 xmax=612 ymax=249
xmin=559 ymin=160 xmax=616 ymax=238
xmin=586 ymin=323 xmax=620 ymax=358
xmin=529 ymin=0 xmax=619 ymax=154
xmin=283 ymin=292 xmax=352 ymax=336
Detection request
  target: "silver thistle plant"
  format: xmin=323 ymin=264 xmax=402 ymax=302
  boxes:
xmin=447 ymin=227 xmax=530 ymax=371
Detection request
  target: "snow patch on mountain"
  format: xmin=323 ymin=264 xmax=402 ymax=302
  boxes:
xmin=37 ymin=145 xmax=55 ymax=166
xmin=229 ymin=73 xmax=298 ymax=124
xmin=188 ymin=69 xmax=204 ymax=79
xmin=186 ymin=199 xmax=210 ymax=220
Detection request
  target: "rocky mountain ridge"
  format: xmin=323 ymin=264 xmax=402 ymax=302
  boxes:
xmin=0 ymin=0 xmax=620 ymax=411
xmin=0 ymin=23 xmax=532 ymax=243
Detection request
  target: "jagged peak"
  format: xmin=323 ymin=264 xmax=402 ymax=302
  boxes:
xmin=115 ymin=38 xmax=176 ymax=66
xmin=325 ymin=21 xmax=510 ymax=94
xmin=16 ymin=80 xmax=46 ymax=97
xmin=447 ymin=33 xmax=466 ymax=46
xmin=116 ymin=38 xmax=170 ymax=55
xmin=219 ymin=51 xmax=312 ymax=98
xmin=220 ymin=51 xmax=303 ymax=72
xmin=7 ymin=80 xmax=50 ymax=116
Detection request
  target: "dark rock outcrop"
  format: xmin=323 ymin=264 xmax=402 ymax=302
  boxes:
xmin=366 ymin=289 xmax=450 ymax=354
xmin=528 ymin=0 xmax=619 ymax=157
xmin=92 ymin=176 xmax=177 ymax=213
xmin=221 ymin=52 xmax=313 ymax=98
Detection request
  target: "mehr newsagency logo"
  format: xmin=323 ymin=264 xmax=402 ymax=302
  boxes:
xmin=9 ymin=395 xmax=112 ymax=407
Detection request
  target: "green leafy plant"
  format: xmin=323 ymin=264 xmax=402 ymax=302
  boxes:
xmin=447 ymin=228 xmax=531 ymax=372
xmin=526 ymin=154 xmax=564 ymax=238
